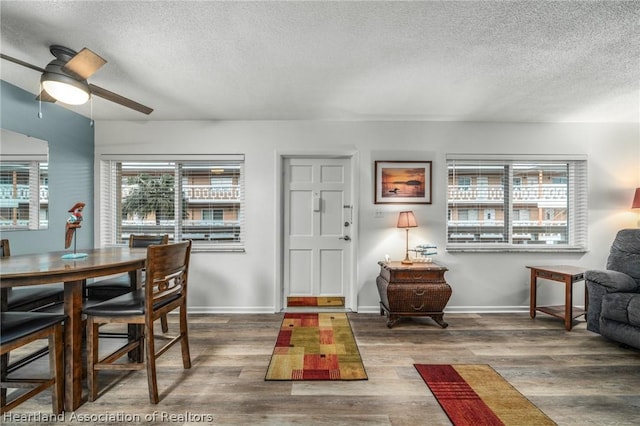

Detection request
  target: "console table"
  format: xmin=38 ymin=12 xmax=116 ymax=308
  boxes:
xmin=376 ymin=261 xmax=452 ymax=328
xmin=527 ymin=265 xmax=588 ymax=331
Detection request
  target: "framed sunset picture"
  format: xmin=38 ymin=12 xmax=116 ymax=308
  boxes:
xmin=374 ymin=161 xmax=432 ymax=204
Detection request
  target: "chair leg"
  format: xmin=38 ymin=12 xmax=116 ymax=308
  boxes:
xmin=49 ymin=324 xmax=64 ymax=414
xmin=144 ymin=322 xmax=159 ymax=404
xmin=179 ymin=305 xmax=191 ymax=369
xmin=160 ymin=314 xmax=169 ymax=333
xmin=0 ymin=353 xmax=7 ymax=408
xmin=87 ymin=320 xmax=100 ymax=402
xmin=1 ymin=323 xmax=63 ymax=414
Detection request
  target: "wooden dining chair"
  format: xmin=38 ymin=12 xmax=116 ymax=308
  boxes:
xmin=1 ymin=239 xmax=64 ymax=312
xmin=1 ymin=312 xmax=66 ymax=414
xmin=85 ymin=234 xmax=170 ymax=332
xmin=83 ymin=240 xmax=192 ymax=404
xmin=1 ymin=239 xmax=64 ymax=376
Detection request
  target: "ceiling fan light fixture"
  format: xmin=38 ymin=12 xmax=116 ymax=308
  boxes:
xmin=2 ymin=45 xmax=152 ymax=114
xmin=41 ymin=72 xmax=90 ymax=105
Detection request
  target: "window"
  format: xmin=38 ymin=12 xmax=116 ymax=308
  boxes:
xmin=458 ymin=177 xmax=471 ymax=189
xmin=100 ymin=155 xmax=245 ymax=251
xmin=0 ymin=129 xmax=49 ymax=231
xmin=516 ymin=209 xmax=530 ymax=221
xmin=0 ymin=160 xmax=48 ymax=230
xmin=210 ymin=176 xmax=234 ymax=187
xmin=202 ymin=209 xmax=224 ymax=221
xmin=447 ymin=155 xmax=587 ymax=251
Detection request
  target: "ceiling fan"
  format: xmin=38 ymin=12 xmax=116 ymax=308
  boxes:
xmin=1 ymin=45 xmax=153 ymax=115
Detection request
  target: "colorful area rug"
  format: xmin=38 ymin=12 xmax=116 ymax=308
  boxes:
xmin=265 ymin=312 xmax=367 ymax=380
xmin=414 ymin=364 xmax=556 ymax=426
xmin=286 ymin=296 xmax=345 ymax=307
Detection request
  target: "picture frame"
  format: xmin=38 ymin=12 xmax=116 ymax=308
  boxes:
xmin=374 ymin=161 xmax=432 ymax=204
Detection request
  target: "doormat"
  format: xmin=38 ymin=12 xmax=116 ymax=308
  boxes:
xmin=287 ymin=297 xmax=345 ymax=307
xmin=265 ymin=312 xmax=367 ymax=380
xmin=414 ymin=364 xmax=556 ymax=426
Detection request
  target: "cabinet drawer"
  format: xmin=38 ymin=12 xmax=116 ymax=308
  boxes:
xmin=386 ymin=283 xmax=452 ymax=312
xmin=380 ymin=268 xmax=444 ymax=283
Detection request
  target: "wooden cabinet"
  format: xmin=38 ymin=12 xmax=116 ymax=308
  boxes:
xmin=376 ymin=261 xmax=452 ymax=328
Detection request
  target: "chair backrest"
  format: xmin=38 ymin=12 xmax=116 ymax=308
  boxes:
xmin=144 ymin=240 xmax=192 ymax=313
xmin=129 ymin=234 xmax=169 ymax=248
xmin=0 ymin=239 xmax=10 ymax=257
xmin=607 ymin=229 xmax=640 ymax=285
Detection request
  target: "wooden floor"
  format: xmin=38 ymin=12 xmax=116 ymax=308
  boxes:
xmin=5 ymin=313 xmax=640 ymax=425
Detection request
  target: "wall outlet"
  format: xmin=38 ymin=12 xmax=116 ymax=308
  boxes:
xmin=375 ymin=209 xmax=384 ymax=218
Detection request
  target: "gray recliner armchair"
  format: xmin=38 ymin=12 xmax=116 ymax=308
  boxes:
xmin=585 ymin=229 xmax=640 ymax=350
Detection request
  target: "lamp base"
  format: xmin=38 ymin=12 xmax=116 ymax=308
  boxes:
xmin=401 ymin=227 xmax=414 ymax=265
xmin=61 ymin=253 xmax=88 ymax=259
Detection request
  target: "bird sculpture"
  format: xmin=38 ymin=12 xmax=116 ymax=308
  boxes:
xmin=65 ymin=202 xmax=85 ymax=249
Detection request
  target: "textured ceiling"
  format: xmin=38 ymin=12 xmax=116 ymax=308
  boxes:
xmin=1 ymin=1 xmax=638 ymax=122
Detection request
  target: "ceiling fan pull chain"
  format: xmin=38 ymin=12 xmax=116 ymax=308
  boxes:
xmin=37 ymin=82 xmax=43 ymax=119
xmin=90 ymin=96 xmax=94 ymax=127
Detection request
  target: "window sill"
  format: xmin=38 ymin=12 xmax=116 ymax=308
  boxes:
xmin=191 ymin=246 xmax=245 ymax=254
xmin=446 ymin=247 xmax=588 ymax=253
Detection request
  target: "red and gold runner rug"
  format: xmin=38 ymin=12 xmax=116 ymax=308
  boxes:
xmin=265 ymin=312 xmax=367 ymax=380
xmin=414 ymin=364 xmax=556 ymax=426
xmin=286 ymin=296 xmax=345 ymax=307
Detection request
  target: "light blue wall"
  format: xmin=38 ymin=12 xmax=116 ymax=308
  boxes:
xmin=0 ymin=80 xmax=94 ymax=255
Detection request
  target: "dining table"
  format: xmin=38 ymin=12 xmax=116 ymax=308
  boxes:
xmin=0 ymin=246 xmax=148 ymax=411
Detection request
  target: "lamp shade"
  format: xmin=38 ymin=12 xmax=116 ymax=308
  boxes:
xmin=633 ymin=188 xmax=640 ymax=209
xmin=397 ymin=211 xmax=417 ymax=228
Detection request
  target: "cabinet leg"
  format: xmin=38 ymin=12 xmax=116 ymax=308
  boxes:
xmin=432 ymin=314 xmax=449 ymax=329
xmin=387 ymin=315 xmax=399 ymax=328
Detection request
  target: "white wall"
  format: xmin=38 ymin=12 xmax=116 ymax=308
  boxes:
xmin=95 ymin=120 xmax=639 ymax=313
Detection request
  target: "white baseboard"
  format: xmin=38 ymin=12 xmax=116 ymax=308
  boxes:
xmin=188 ymin=306 xmax=277 ymax=314
xmin=186 ymin=305 xmax=538 ymax=315
xmin=357 ymin=305 xmax=532 ymax=314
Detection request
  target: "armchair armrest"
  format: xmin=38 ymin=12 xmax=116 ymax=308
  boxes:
xmin=585 ymin=270 xmax=639 ymax=293
xmin=585 ymin=269 xmax=639 ymax=334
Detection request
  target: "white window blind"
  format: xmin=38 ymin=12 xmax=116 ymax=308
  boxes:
xmin=100 ymin=156 xmax=245 ymax=252
xmin=0 ymin=159 xmax=48 ymax=230
xmin=446 ymin=155 xmax=587 ymax=251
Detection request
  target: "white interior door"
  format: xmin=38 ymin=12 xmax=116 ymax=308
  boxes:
xmin=283 ymin=157 xmax=353 ymax=305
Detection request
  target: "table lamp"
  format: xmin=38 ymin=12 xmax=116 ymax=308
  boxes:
xmin=397 ymin=211 xmax=417 ymax=264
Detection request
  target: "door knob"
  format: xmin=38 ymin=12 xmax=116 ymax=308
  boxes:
xmin=339 ymin=235 xmax=351 ymax=241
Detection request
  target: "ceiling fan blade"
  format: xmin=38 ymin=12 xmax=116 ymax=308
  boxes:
xmin=62 ymin=48 xmax=106 ymax=80
xmin=0 ymin=53 xmax=46 ymax=73
xmin=89 ymin=83 xmax=153 ymax=115
xmin=36 ymin=90 xmax=57 ymax=103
